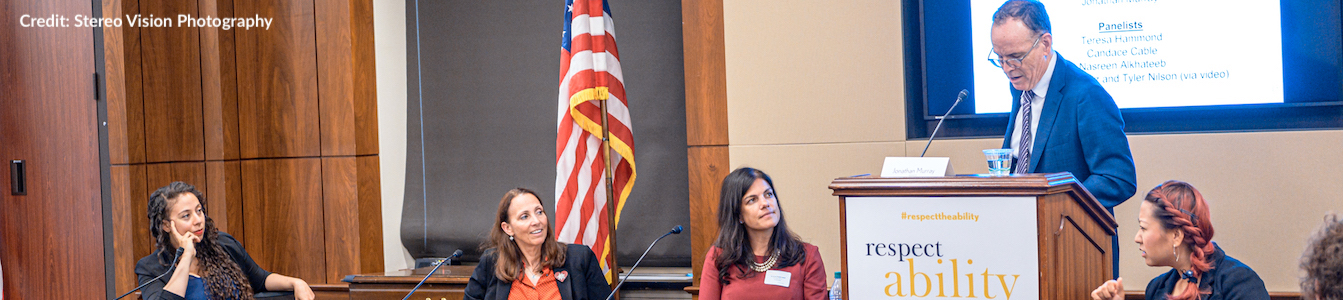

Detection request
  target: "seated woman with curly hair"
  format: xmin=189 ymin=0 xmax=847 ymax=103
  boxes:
xmin=135 ymin=181 xmax=313 ymax=300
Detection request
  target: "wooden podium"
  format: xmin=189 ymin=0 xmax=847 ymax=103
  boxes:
xmin=829 ymin=173 xmax=1116 ymax=300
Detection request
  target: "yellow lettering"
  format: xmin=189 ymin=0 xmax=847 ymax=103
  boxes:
xmin=936 ymin=273 xmax=946 ymax=297
xmin=910 ymin=259 xmax=932 ymax=297
xmin=997 ymin=274 xmax=1020 ymax=300
xmin=981 ymin=270 xmax=996 ymax=299
xmin=965 ymin=273 xmax=976 ymax=298
xmin=951 ymin=259 xmax=960 ymax=297
xmin=885 ymin=271 xmax=906 ymax=297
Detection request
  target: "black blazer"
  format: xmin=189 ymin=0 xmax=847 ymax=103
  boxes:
xmin=134 ymin=232 xmax=272 ymax=300
xmin=464 ymin=243 xmax=613 ymax=300
xmin=1144 ymin=243 xmax=1269 ymax=300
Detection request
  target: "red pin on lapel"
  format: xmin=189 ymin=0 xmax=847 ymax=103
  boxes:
xmin=556 ymin=270 xmax=569 ymax=283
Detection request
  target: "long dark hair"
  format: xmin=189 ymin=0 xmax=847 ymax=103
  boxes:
xmin=482 ymin=188 xmax=567 ymax=282
xmin=712 ymin=167 xmax=806 ymax=285
xmin=1143 ymin=180 xmax=1214 ymax=300
xmin=147 ymin=181 xmax=254 ymax=299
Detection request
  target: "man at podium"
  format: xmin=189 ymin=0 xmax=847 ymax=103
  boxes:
xmin=988 ymin=0 xmax=1138 ymax=278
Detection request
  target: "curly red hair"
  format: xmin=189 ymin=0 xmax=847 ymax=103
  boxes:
xmin=1143 ymin=180 xmax=1214 ymax=300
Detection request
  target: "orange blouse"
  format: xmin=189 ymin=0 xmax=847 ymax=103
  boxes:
xmin=508 ymin=267 xmax=562 ymax=300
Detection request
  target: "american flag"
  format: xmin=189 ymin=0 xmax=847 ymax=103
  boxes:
xmin=555 ymin=0 xmax=636 ymax=284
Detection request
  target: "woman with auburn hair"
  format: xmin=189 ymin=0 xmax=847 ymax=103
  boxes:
xmin=1301 ymin=213 xmax=1343 ymax=300
xmin=135 ymin=181 xmax=313 ymax=300
xmin=1091 ymin=180 xmax=1268 ymax=300
xmin=698 ymin=167 xmax=827 ymax=300
xmin=463 ymin=188 xmax=611 ymax=300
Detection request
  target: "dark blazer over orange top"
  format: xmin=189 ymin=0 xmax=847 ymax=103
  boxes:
xmin=464 ymin=243 xmax=612 ymax=300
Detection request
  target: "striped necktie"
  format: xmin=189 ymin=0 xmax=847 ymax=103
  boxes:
xmin=1015 ymin=91 xmax=1036 ymax=174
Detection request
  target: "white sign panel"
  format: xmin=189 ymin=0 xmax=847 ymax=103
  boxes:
xmin=845 ymin=196 xmax=1038 ymax=300
xmin=880 ymin=157 xmax=954 ymax=178
xmin=971 ymin=0 xmax=1284 ymax=113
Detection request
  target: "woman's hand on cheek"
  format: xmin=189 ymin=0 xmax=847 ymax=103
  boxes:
xmin=171 ymin=222 xmax=196 ymax=257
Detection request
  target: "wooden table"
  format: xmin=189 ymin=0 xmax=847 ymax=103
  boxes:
xmin=345 ymin=265 xmax=474 ymax=300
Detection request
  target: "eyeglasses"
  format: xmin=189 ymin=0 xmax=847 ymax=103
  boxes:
xmin=987 ymin=34 xmax=1043 ymax=69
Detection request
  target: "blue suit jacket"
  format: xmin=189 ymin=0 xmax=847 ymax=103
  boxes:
xmin=1002 ymin=54 xmax=1138 ymax=211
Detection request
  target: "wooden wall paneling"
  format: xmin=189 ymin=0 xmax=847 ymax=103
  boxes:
xmin=315 ymin=0 xmax=357 ymax=157
xmin=686 ymin=146 xmax=729 ymax=285
xmin=242 ymin=158 xmax=327 ymax=283
xmin=206 ymin=161 xmax=245 ymax=242
xmin=131 ymin=165 xmax=156 ymax=273
xmin=110 ymin=165 xmax=148 ymax=294
xmin=145 ymin=162 xmax=208 ymax=193
xmin=321 ymin=157 xmax=359 ymax=283
xmin=683 ymin=0 xmax=730 ymax=293
xmin=351 ymin=0 xmax=379 ymax=156
xmin=200 ymin=0 xmax=241 ymax=161
xmin=140 ymin=0 xmax=206 ymax=163
xmin=103 ymin=0 xmax=146 ymax=165
xmin=356 ymin=155 xmax=385 ymax=272
xmin=0 ymin=0 xmax=104 ymax=296
xmin=235 ymin=0 xmax=321 ymax=159
xmin=682 ymin=0 xmax=729 ymax=147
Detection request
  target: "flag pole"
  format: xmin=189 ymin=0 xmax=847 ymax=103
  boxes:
xmin=599 ymin=90 xmax=621 ymax=295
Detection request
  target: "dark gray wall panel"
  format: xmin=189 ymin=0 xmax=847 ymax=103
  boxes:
xmin=402 ymin=0 xmax=689 ymax=267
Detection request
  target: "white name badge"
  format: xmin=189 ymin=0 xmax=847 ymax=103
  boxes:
xmin=880 ymin=157 xmax=954 ymax=177
xmin=763 ymin=270 xmax=791 ymax=287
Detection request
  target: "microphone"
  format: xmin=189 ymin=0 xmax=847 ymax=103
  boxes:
xmin=605 ymin=225 xmax=683 ymax=300
xmin=115 ymin=248 xmax=184 ymax=300
xmin=402 ymin=249 xmax=463 ymax=300
xmin=921 ymin=89 xmax=968 ymax=157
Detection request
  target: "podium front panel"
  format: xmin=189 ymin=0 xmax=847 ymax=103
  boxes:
xmin=843 ymin=196 xmax=1040 ymax=300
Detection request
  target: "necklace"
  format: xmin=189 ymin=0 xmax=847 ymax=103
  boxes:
xmin=749 ymin=250 xmax=780 ymax=272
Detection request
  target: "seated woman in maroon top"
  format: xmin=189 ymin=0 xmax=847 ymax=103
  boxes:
xmin=698 ymin=168 xmax=827 ymax=300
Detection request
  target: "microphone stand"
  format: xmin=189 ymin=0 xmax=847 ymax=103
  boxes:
xmin=921 ymin=89 xmax=968 ymax=157
xmin=403 ymin=249 xmax=463 ymax=300
xmin=115 ymin=248 xmax=184 ymax=300
xmin=605 ymin=225 xmax=682 ymax=300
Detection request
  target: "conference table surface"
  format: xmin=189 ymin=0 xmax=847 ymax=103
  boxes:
xmin=344 ymin=265 xmax=474 ymax=300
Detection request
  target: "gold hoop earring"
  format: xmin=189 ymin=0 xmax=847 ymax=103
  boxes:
xmin=1174 ymin=246 xmax=1179 ymax=262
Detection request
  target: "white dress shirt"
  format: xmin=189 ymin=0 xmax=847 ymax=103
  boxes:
xmin=1010 ymin=51 xmax=1058 ymax=160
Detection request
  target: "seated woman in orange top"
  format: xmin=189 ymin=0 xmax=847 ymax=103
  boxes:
xmin=698 ymin=167 xmax=827 ymax=300
xmin=464 ymin=188 xmax=612 ymax=300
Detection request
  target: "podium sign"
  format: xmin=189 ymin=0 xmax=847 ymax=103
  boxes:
xmin=844 ymin=196 xmax=1038 ymax=299
xmin=831 ymin=174 xmax=1117 ymax=300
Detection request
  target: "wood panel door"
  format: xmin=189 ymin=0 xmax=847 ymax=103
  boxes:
xmin=0 ymin=0 xmax=106 ymax=299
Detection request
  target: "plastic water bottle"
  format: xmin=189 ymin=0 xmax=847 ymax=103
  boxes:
xmin=829 ymin=271 xmax=842 ymax=300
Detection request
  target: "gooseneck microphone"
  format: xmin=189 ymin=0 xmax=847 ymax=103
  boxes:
xmin=115 ymin=247 xmax=184 ymax=300
xmin=403 ymin=249 xmax=463 ymax=300
xmin=921 ymin=89 xmax=969 ymax=157
xmin=605 ymin=225 xmax=683 ymax=300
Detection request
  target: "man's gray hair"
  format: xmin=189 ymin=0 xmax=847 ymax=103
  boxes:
xmin=993 ymin=0 xmax=1052 ymax=34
